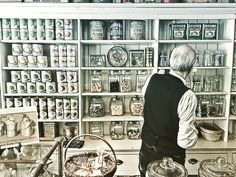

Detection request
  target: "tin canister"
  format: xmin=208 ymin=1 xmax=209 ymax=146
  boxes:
xmin=64 ymin=19 xmax=73 ymax=29
xmin=55 ymin=19 xmax=64 ymax=29
xmin=64 ymin=109 xmax=71 ymax=119
xmin=59 ymin=56 xmax=67 ymax=67
xmin=37 ymin=29 xmax=46 ymax=40
xmin=31 ymin=97 xmax=38 ymax=107
xmin=6 ymin=82 xmax=17 ymax=94
xmin=14 ymin=97 xmax=23 ymax=107
xmin=28 ymin=19 xmax=37 ymax=29
xmin=39 ymin=97 xmax=47 ymax=108
xmin=6 ymin=116 xmax=17 ymax=137
xmin=30 ymin=71 xmax=41 ymax=82
xmin=32 ymin=44 xmax=43 ymax=56
xmin=8 ymin=55 xmax=18 ymax=67
xmin=2 ymin=28 xmax=11 ymax=40
xmin=65 ymin=29 xmax=73 ymax=40
xmin=36 ymin=82 xmax=46 ymax=93
xmin=56 ymin=109 xmax=64 ymax=119
xmin=20 ymin=19 xmax=28 ymax=29
xmin=56 ymin=98 xmax=63 ymax=109
xmin=11 ymin=18 xmax=20 ymax=29
xmin=20 ymin=28 xmax=29 ymax=40
xmin=50 ymin=56 xmax=59 ymax=67
xmin=59 ymin=45 xmax=67 ymax=56
xmin=28 ymin=56 xmax=37 ymax=67
xmin=67 ymin=45 xmax=76 ymax=57
xmin=129 ymin=20 xmax=146 ymax=40
xmin=67 ymin=57 xmax=76 ymax=67
xmin=46 ymin=82 xmax=56 ymax=93
xmin=68 ymin=82 xmax=78 ymax=93
xmin=56 ymin=28 xmax=64 ymax=40
xmin=45 ymin=29 xmax=55 ymax=40
xmin=110 ymin=20 xmax=123 ymax=40
xmin=18 ymin=56 xmax=28 ymax=67
xmin=70 ymin=98 xmax=78 ymax=110
xmin=21 ymin=71 xmax=30 ymax=82
xmin=71 ymin=110 xmax=78 ymax=119
xmin=20 ymin=115 xmax=32 ymax=137
xmin=17 ymin=82 xmax=27 ymax=94
xmin=11 ymin=29 xmax=20 ymax=40
xmin=27 ymin=82 xmax=36 ymax=93
xmin=50 ymin=45 xmax=59 ymax=56
xmin=22 ymin=97 xmax=31 ymax=107
xmin=6 ymin=97 xmax=14 ymax=108
xmin=11 ymin=71 xmax=21 ymax=82
xmin=57 ymin=71 xmax=67 ymax=82
xmin=89 ymin=20 xmax=106 ymax=40
xmin=39 ymin=109 xmax=48 ymax=119
xmin=37 ymin=56 xmax=48 ymax=67
xmin=2 ymin=18 xmax=11 ymax=28
xmin=12 ymin=44 xmax=23 ymax=55
xmin=37 ymin=19 xmax=45 ymax=29
xmin=28 ymin=28 xmax=37 ymax=40
xmin=48 ymin=109 xmax=56 ymax=119
xmin=67 ymin=71 xmax=77 ymax=82
xmin=41 ymin=71 xmax=52 ymax=82
xmin=45 ymin=19 xmax=54 ymax=29
xmin=63 ymin=98 xmax=71 ymax=110
xmin=57 ymin=83 xmax=68 ymax=93
xmin=23 ymin=44 xmax=33 ymax=56
xmin=47 ymin=97 xmax=56 ymax=109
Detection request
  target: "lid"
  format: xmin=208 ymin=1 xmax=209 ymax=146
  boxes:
xmin=199 ymin=157 xmax=236 ymax=177
xmin=146 ymin=157 xmax=188 ymax=177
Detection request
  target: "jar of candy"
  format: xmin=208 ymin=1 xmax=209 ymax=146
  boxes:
xmin=109 ymin=70 xmax=120 ymax=92
xmin=120 ymin=70 xmax=132 ymax=92
xmin=20 ymin=114 xmax=32 ymax=137
xmin=110 ymin=20 xmax=123 ymax=40
xmin=213 ymin=75 xmax=223 ymax=92
xmin=110 ymin=121 xmax=125 ymax=140
xmin=109 ymin=96 xmax=124 ymax=116
xmin=129 ymin=96 xmax=144 ymax=116
xmin=213 ymin=96 xmax=225 ymax=117
xmin=202 ymin=50 xmax=213 ymax=67
xmin=136 ymin=70 xmax=148 ymax=92
xmin=88 ymin=96 xmax=105 ymax=117
xmin=6 ymin=116 xmax=17 ymax=137
xmin=127 ymin=121 xmax=141 ymax=140
xmin=212 ymin=50 xmax=224 ymax=67
xmin=192 ymin=75 xmax=204 ymax=92
xmin=64 ymin=122 xmax=78 ymax=140
xmin=204 ymin=75 xmax=214 ymax=92
xmin=90 ymin=70 xmax=103 ymax=92
xmin=89 ymin=121 xmax=104 ymax=138
xmin=196 ymin=96 xmax=212 ymax=117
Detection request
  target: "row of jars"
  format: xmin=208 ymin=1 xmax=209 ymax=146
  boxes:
xmin=196 ymin=96 xmax=225 ymax=117
xmin=90 ymin=70 xmax=149 ymax=93
xmin=88 ymin=96 xmax=143 ymax=117
xmin=187 ymin=74 xmax=223 ymax=92
xmin=89 ymin=121 xmax=141 ymax=140
xmin=159 ymin=50 xmax=224 ymax=67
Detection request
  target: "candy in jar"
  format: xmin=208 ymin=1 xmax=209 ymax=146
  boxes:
xmin=127 ymin=121 xmax=141 ymax=140
xmin=129 ymin=96 xmax=144 ymax=116
xmin=89 ymin=96 xmax=105 ymax=117
xmin=109 ymin=96 xmax=124 ymax=116
xmin=89 ymin=121 xmax=104 ymax=138
xmin=90 ymin=70 xmax=103 ymax=92
xmin=120 ymin=70 xmax=132 ymax=92
xmin=20 ymin=114 xmax=32 ymax=137
xmin=110 ymin=121 xmax=125 ymax=140
xmin=109 ymin=70 xmax=120 ymax=92
xmin=136 ymin=70 xmax=148 ymax=92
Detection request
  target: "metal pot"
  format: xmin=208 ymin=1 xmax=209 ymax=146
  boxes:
xmin=146 ymin=157 xmax=188 ymax=177
xmin=198 ymin=157 xmax=236 ymax=177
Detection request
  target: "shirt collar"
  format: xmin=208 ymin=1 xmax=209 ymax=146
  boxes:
xmin=169 ymin=70 xmax=186 ymax=85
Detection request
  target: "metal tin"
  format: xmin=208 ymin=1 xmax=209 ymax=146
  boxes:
xmin=145 ymin=47 xmax=154 ymax=67
xmin=32 ymin=44 xmax=43 ymax=56
xmin=67 ymin=71 xmax=77 ymax=82
xmin=14 ymin=97 xmax=23 ymax=107
xmin=55 ymin=19 xmax=64 ymax=29
xmin=30 ymin=71 xmax=41 ymax=82
xmin=68 ymin=82 xmax=78 ymax=93
xmin=67 ymin=45 xmax=76 ymax=56
xmin=64 ymin=109 xmax=71 ymax=119
xmin=59 ymin=45 xmax=67 ymax=56
xmin=41 ymin=71 xmax=52 ymax=82
xmin=22 ymin=97 xmax=31 ymax=107
xmin=0 ymin=120 xmax=6 ymax=136
xmin=64 ymin=19 xmax=73 ymax=29
xmin=48 ymin=109 xmax=56 ymax=119
xmin=57 ymin=71 xmax=67 ymax=82
xmin=89 ymin=20 xmax=106 ymax=40
xmin=28 ymin=56 xmax=37 ymax=67
xmin=11 ymin=71 xmax=21 ymax=82
xmin=22 ymin=44 xmax=33 ymax=56
xmin=39 ymin=109 xmax=48 ymax=120
xmin=30 ymin=97 xmax=38 ymax=107
xmin=16 ymin=82 xmax=27 ymax=93
xmin=45 ymin=29 xmax=55 ymax=40
xmin=70 ymin=98 xmax=78 ymax=110
xmin=37 ymin=56 xmax=48 ymax=67
xmin=28 ymin=19 xmax=37 ymax=29
xmin=8 ymin=55 xmax=18 ymax=67
xmin=59 ymin=56 xmax=67 ymax=67
xmin=6 ymin=82 xmax=17 ymax=94
xmin=18 ymin=56 xmax=28 ymax=67
xmin=45 ymin=19 xmax=54 ymax=29
xmin=67 ymin=56 xmax=76 ymax=67
xmin=63 ymin=99 xmax=71 ymax=110
xmin=58 ymin=83 xmax=68 ymax=93
xmin=56 ymin=28 xmax=64 ymax=40
xmin=6 ymin=97 xmax=14 ymax=108
xmin=65 ymin=29 xmax=73 ymax=40
xmin=28 ymin=28 xmax=37 ymax=40
xmin=129 ymin=20 xmax=145 ymax=40
xmin=50 ymin=56 xmax=59 ymax=67
xmin=56 ymin=109 xmax=64 ymax=119
xmin=110 ymin=20 xmax=123 ymax=40
xmin=50 ymin=45 xmax=59 ymax=56
xmin=20 ymin=28 xmax=29 ymax=40
xmin=11 ymin=28 xmax=20 ymax=40
xmin=2 ymin=28 xmax=11 ymax=40
xmin=71 ymin=110 xmax=78 ymax=120
xmin=12 ymin=44 xmax=23 ymax=55
xmin=46 ymin=82 xmax=56 ymax=93
xmin=6 ymin=116 xmax=17 ymax=137
xmin=36 ymin=82 xmax=46 ymax=93
xmin=47 ymin=97 xmax=56 ymax=109
xmin=37 ymin=29 xmax=46 ymax=40
xmin=27 ymin=82 xmax=36 ymax=93
xmin=2 ymin=18 xmax=11 ymax=28
xmin=55 ymin=98 xmax=63 ymax=109
xmin=20 ymin=70 xmax=30 ymax=82
xmin=11 ymin=18 xmax=20 ymax=29
xmin=37 ymin=19 xmax=45 ymax=29
xmin=20 ymin=19 xmax=28 ymax=29
xmin=39 ymin=97 xmax=47 ymax=108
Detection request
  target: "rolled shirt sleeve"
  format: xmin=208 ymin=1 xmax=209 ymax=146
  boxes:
xmin=177 ymin=90 xmax=198 ymax=149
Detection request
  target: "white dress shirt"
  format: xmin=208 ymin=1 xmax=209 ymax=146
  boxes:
xmin=142 ymin=70 xmax=198 ymax=149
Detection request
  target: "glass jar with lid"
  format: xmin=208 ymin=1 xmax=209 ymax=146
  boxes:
xmin=212 ymin=50 xmax=224 ymax=67
xmin=109 ymin=70 xmax=120 ymax=92
xmin=109 ymin=96 xmax=124 ymax=116
xmin=213 ymin=75 xmax=223 ymax=92
xmin=198 ymin=157 xmax=236 ymax=177
xmin=110 ymin=20 xmax=123 ymax=40
xmin=136 ymin=70 xmax=148 ymax=92
xmin=230 ymin=96 xmax=236 ymax=115
xmin=127 ymin=121 xmax=141 ymax=140
xmin=90 ymin=70 xmax=103 ymax=92
xmin=89 ymin=121 xmax=104 ymax=138
xmin=202 ymin=50 xmax=213 ymax=67
xmin=109 ymin=121 xmax=125 ymax=140
xmin=129 ymin=96 xmax=144 ymax=116
xmin=64 ymin=122 xmax=78 ymax=141
xmin=204 ymin=75 xmax=214 ymax=92
xmin=192 ymin=75 xmax=203 ymax=92
xmin=120 ymin=70 xmax=132 ymax=92
xmin=88 ymin=96 xmax=105 ymax=117
xmin=213 ymin=96 xmax=225 ymax=117
xmin=159 ymin=50 xmax=168 ymax=67
xmin=196 ymin=96 xmax=211 ymax=117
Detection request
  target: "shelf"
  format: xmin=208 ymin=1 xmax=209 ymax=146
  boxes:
xmin=158 ymin=66 xmax=229 ymax=70
xmin=231 ymin=92 xmax=236 ymax=95
xmin=38 ymin=119 xmax=80 ymax=122
xmin=2 ymin=67 xmax=80 ymax=71
xmin=229 ymin=115 xmax=236 ymax=120
xmin=194 ymin=91 xmax=227 ymax=95
xmin=81 ymin=67 xmax=154 ymax=70
xmin=0 ymin=39 xmax=79 ymax=44
xmin=81 ymin=91 xmax=142 ymax=96
xmin=82 ymin=113 xmax=143 ymax=122
xmin=158 ymin=39 xmax=232 ymax=44
xmin=196 ymin=117 xmax=227 ymax=121
xmin=4 ymin=93 xmax=79 ymax=97
xmin=80 ymin=40 xmax=156 ymax=45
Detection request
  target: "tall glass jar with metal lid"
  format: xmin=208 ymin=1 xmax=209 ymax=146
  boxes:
xmin=127 ymin=121 xmax=141 ymax=140
xmin=90 ymin=70 xmax=103 ymax=92
xmin=120 ymin=70 xmax=132 ymax=92
xmin=109 ymin=96 xmax=124 ymax=116
xmin=109 ymin=70 xmax=120 ymax=92
xmin=110 ymin=121 xmax=125 ymax=140
xmin=136 ymin=70 xmax=148 ymax=92
xmin=89 ymin=121 xmax=104 ymax=138
xmin=110 ymin=20 xmax=123 ymax=40
xmin=213 ymin=96 xmax=225 ymax=117
xmin=88 ymin=96 xmax=105 ymax=117
xmin=129 ymin=96 xmax=144 ymax=116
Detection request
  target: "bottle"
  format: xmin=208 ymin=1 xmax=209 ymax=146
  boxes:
xmin=90 ymin=70 xmax=103 ymax=92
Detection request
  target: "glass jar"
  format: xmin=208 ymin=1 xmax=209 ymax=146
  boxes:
xmin=204 ymin=75 xmax=214 ymax=92
xmin=129 ymin=96 xmax=144 ymax=116
xmin=89 ymin=20 xmax=106 ymax=40
xmin=64 ymin=122 xmax=78 ymax=141
xmin=109 ymin=70 xmax=120 ymax=92
xmin=120 ymin=70 xmax=132 ymax=92
xmin=192 ymin=75 xmax=203 ymax=92
xmin=196 ymin=96 xmax=211 ymax=117
xmin=213 ymin=96 xmax=225 ymax=117
xmin=109 ymin=121 xmax=125 ymax=140
xmin=230 ymin=96 xmax=236 ymax=115
xmin=129 ymin=20 xmax=145 ymax=40
xmin=89 ymin=121 xmax=104 ymax=138
xmin=6 ymin=116 xmax=17 ymax=137
xmin=198 ymin=157 xmax=236 ymax=177
xmin=127 ymin=121 xmax=141 ymax=140
xmin=109 ymin=96 xmax=124 ymax=116
xmin=20 ymin=114 xmax=32 ymax=137
xmin=0 ymin=118 xmax=6 ymax=136
xmin=90 ymin=70 xmax=103 ymax=92
xmin=212 ymin=50 xmax=224 ymax=67
xmin=88 ymin=96 xmax=105 ymax=117
xmin=202 ymin=50 xmax=213 ymax=67
xmin=110 ymin=20 xmax=123 ymax=40
xmin=213 ymin=75 xmax=223 ymax=92
xmin=232 ymin=77 xmax=236 ymax=91
xmin=159 ymin=50 xmax=168 ymax=67
xmin=136 ymin=70 xmax=148 ymax=92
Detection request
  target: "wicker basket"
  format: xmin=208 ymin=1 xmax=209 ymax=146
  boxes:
xmin=199 ymin=123 xmax=223 ymax=142
xmin=64 ymin=134 xmax=117 ymax=177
